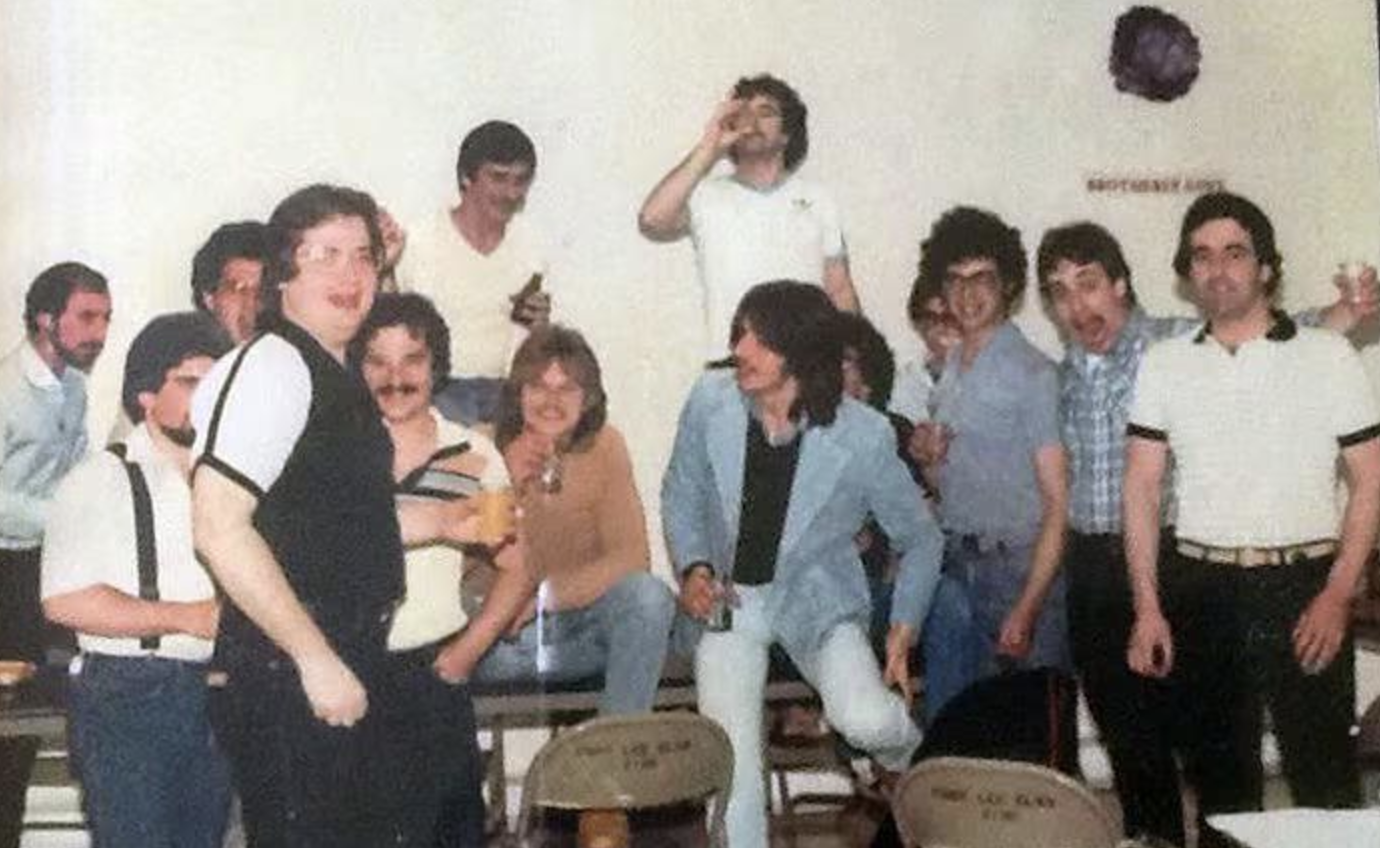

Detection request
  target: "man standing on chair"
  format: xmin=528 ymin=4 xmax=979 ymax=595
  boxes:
xmin=639 ymin=74 xmax=860 ymax=358
xmin=1125 ymin=192 xmax=1380 ymax=837
xmin=42 ymin=312 xmax=232 ymax=848
xmin=663 ymin=281 xmax=941 ymax=848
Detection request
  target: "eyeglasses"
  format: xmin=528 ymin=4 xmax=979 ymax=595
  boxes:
xmin=215 ymin=276 xmax=260 ymax=298
xmin=942 ymin=268 xmax=1002 ymax=292
xmin=296 ymin=242 xmax=379 ymax=274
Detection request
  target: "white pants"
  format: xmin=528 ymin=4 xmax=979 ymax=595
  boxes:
xmin=695 ymin=584 xmax=921 ymax=848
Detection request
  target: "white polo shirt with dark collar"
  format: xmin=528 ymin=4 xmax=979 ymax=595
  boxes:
xmin=1127 ymin=311 xmax=1380 ymax=548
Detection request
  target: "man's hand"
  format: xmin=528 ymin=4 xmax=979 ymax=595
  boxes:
xmin=1127 ymin=609 xmax=1174 ymax=678
xmin=699 ymin=97 xmax=748 ymax=158
xmin=677 ymin=565 xmax=720 ymax=621
xmin=996 ymin=603 xmax=1036 ymax=660
xmin=180 ymin=600 xmax=221 ymax=641
xmin=377 ymin=207 xmax=407 ymax=273
xmin=509 ymin=289 xmax=552 ymax=328
xmin=295 ymin=650 xmax=368 ymax=727
xmin=907 ymin=421 xmax=952 ymax=468
xmin=883 ymin=623 xmax=916 ymax=709
xmin=1293 ymin=584 xmax=1352 ymax=674
xmin=502 ymin=432 xmax=555 ymax=492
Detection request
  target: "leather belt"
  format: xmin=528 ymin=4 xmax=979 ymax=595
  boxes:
xmin=1175 ymin=538 xmax=1337 ymax=569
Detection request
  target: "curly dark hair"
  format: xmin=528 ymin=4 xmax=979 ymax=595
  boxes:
xmin=730 ymin=74 xmax=809 ymax=172
xmin=730 ymin=281 xmax=842 ymax=426
xmin=348 ymin=292 xmax=452 ymax=389
xmin=913 ymin=206 xmax=1028 ymax=313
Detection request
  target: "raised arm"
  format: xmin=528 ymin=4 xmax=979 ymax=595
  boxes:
xmin=637 ymin=98 xmax=745 ymax=241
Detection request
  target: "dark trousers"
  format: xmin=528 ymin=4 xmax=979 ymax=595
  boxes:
xmin=210 ymin=642 xmax=484 ymax=848
xmin=69 ymin=654 xmax=232 ymax=848
xmin=1066 ymin=532 xmax=1185 ymax=846
xmin=0 ymin=548 xmax=43 ymax=848
xmin=1162 ymin=549 xmax=1361 ymax=846
xmin=1232 ymin=554 xmax=1360 ymax=807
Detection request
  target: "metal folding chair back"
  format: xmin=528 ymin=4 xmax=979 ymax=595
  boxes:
xmin=892 ymin=756 xmax=1120 ymax=848
xmin=515 ymin=712 xmax=733 ymax=847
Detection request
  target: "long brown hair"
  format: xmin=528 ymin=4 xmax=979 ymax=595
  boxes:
xmin=494 ymin=324 xmax=608 ymax=452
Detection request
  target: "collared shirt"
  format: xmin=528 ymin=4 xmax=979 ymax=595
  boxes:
xmin=1062 ymin=306 xmax=1327 ymax=535
xmin=0 ymin=341 xmax=89 ymax=549
xmin=1127 ymin=311 xmax=1380 ymax=546
xmin=1060 ymin=309 xmax=1192 ymax=534
xmin=41 ymin=424 xmax=215 ymax=662
xmin=388 ymin=410 xmax=509 ymax=652
xmin=933 ymin=322 xmax=1061 ymax=545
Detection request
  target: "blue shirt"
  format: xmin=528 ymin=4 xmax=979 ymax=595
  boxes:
xmin=0 ymin=341 xmax=89 ymax=549
xmin=933 ymin=322 xmax=1061 ymax=546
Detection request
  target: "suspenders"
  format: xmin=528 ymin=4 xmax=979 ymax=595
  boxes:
xmin=107 ymin=444 xmax=160 ymax=651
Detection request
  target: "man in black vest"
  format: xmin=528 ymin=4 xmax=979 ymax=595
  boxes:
xmin=191 ymin=185 xmax=492 ymax=847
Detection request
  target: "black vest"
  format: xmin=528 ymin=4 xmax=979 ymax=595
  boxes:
xmin=209 ymin=317 xmax=404 ymax=673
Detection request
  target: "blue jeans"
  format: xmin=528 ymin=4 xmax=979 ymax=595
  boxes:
xmin=69 ymin=654 xmax=231 ymax=848
xmin=471 ymin=571 xmax=674 ymax=714
xmin=922 ymin=536 xmax=1070 ymax=726
xmin=697 ymin=584 xmax=921 ymax=848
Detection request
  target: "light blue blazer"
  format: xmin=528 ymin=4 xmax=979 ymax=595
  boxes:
xmin=661 ymin=371 xmax=943 ymax=658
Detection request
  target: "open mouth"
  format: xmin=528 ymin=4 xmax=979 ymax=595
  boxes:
xmin=328 ymin=293 xmax=362 ymax=311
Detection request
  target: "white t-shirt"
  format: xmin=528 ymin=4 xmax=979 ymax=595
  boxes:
xmin=398 ymin=209 xmax=548 ymax=379
xmin=1128 ymin=323 xmax=1380 ymax=546
xmin=388 ymin=412 xmax=510 ymax=651
xmin=688 ymin=172 xmax=846 ymax=356
xmin=889 ymin=357 xmax=936 ymax=424
xmin=41 ymin=425 xmax=217 ymax=662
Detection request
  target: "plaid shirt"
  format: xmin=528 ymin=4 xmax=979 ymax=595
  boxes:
xmin=1060 ymin=310 xmax=1193 ymax=534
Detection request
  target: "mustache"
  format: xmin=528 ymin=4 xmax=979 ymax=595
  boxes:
xmin=374 ymin=383 xmax=422 ymax=398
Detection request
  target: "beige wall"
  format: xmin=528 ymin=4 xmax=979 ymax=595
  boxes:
xmin=3 ymin=1 xmax=1378 ymax=573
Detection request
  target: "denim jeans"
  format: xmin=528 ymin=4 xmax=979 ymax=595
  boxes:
xmin=922 ymin=536 xmax=1070 ymax=726
xmin=69 ymin=654 xmax=231 ymax=848
xmin=696 ymin=584 xmax=921 ymax=848
xmin=471 ymin=571 xmax=675 ymax=714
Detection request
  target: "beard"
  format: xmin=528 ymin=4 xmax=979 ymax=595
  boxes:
xmin=52 ymin=334 xmax=102 ymax=372
xmin=163 ymin=425 xmax=197 ymax=448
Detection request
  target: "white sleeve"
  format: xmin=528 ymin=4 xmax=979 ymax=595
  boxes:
xmin=816 ymin=188 xmax=846 ymax=259
xmin=41 ymin=457 xmax=123 ymax=599
xmin=191 ymin=336 xmax=312 ymax=497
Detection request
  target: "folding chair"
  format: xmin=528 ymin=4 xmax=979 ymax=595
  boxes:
xmin=891 ymin=756 xmax=1120 ymax=848
xmin=514 ymin=712 xmax=733 ymax=847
